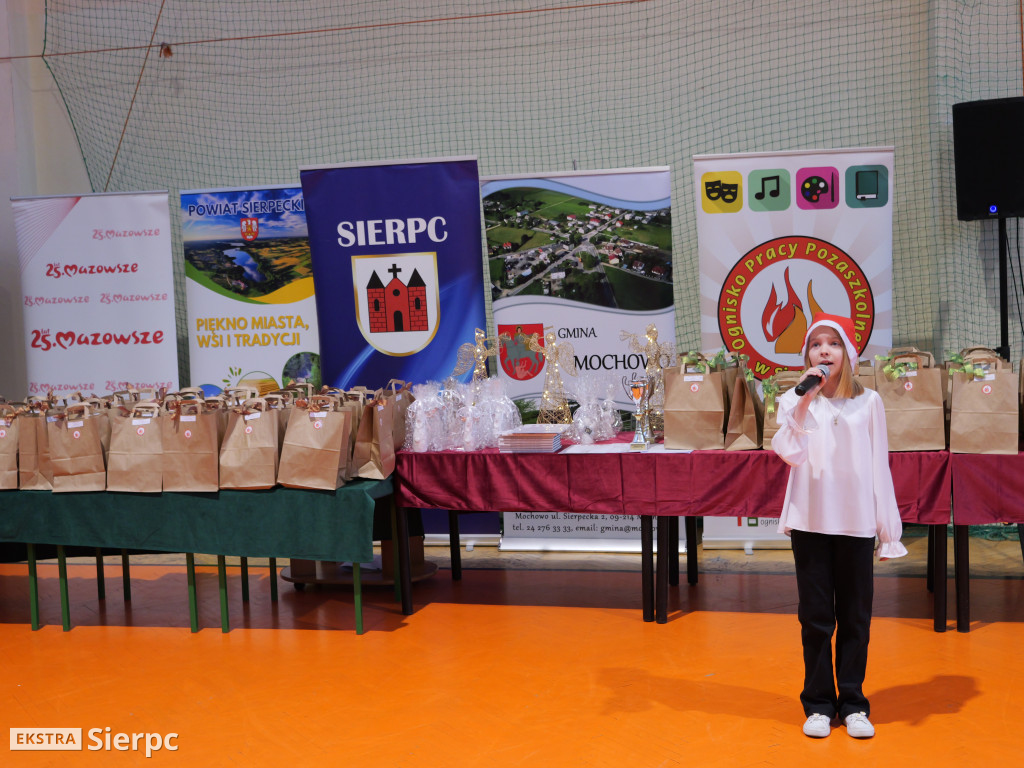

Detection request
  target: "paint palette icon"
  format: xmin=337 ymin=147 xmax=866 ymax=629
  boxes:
xmin=800 ymin=175 xmax=829 ymax=203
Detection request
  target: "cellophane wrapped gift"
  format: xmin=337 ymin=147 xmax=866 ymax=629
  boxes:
xmin=404 ymin=382 xmax=442 ymax=452
xmin=458 ymin=378 xmax=521 ymax=449
xmin=569 ymin=375 xmax=620 ymax=444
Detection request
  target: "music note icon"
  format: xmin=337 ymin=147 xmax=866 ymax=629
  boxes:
xmin=754 ymin=174 xmax=780 ymax=200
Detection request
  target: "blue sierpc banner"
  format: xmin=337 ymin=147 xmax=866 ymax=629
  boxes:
xmin=300 ymin=157 xmax=486 ymax=388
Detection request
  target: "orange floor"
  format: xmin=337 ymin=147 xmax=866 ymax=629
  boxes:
xmin=2 ymin=555 xmax=1023 ymax=767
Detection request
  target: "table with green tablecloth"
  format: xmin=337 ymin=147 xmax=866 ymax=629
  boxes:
xmin=0 ymin=479 xmax=391 ymax=634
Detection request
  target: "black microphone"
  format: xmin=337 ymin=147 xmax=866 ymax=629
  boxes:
xmin=794 ymin=363 xmax=831 ymax=396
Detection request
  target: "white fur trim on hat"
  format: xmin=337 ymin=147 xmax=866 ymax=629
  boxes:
xmin=802 ymin=317 xmax=857 ymax=372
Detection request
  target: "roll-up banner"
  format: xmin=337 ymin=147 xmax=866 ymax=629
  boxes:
xmin=696 ymin=147 xmax=893 ymax=377
xmin=180 ymin=185 xmax=320 ymax=394
xmin=12 ymin=191 xmax=179 ymax=397
xmin=300 ymin=157 xmax=486 ymax=388
xmin=696 ymin=146 xmax=894 ymax=548
xmin=483 ymin=167 xmax=674 ymax=412
xmin=482 ymin=167 xmax=674 ymax=553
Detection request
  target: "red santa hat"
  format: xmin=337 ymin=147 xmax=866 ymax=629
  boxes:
xmin=802 ymin=313 xmax=859 ymax=372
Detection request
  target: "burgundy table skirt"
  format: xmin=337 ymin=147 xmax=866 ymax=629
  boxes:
xmin=395 ymin=437 xmax=950 ymax=525
xmin=950 ymin=452 xmax=1024 ymax=524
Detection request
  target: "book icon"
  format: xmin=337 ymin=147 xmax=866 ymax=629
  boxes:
xmin=855 ymin=170 xmax=879 ymax=200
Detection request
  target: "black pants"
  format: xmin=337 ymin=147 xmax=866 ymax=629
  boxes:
xmin=790 ymin=529 xmax=875 ymax=720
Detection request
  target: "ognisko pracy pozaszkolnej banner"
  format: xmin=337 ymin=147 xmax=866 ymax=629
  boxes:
xmin=300 ymin=157 xmax=486 ymax=388
xmin=12 ymin=191 xmax=179 ymax=396
xmin=180 ymin=185 xmax=321 ymax=394
xmin=696 ymin=147 xmax=893 ymax=377
xmin=695 ymin=147 xmax=893 ymax=549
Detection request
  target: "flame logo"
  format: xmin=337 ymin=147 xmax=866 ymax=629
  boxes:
xmin=762 ymin=267 xmax=823 ymax=354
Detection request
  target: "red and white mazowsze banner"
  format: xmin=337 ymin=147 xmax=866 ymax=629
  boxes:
xmin=12 ymin=191 xmax=179 ymax=397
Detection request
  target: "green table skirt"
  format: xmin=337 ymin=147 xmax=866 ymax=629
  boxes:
xmin=0 ymin=479 xmax=390 ymax=563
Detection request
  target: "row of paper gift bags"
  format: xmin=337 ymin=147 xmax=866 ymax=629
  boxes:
xmin=662 ymin=346 xmax=1020 ymax=454
xmin=0 ymin=383 xmax=414 ymax=492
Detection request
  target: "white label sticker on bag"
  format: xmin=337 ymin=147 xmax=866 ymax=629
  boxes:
xmin=47 ymin=416 xmax=60 ymax=422
xmin=180 ymin=415 xmax=197 ymax=422
xmin=310 ymin=411 xmax=328 ymax=418
xmin=377 ymin=404 xmax=384 ymax=411
xmin=900 ymin=370 xmax=918 ymax=377
xmin=981 ymin=373 xmax=996 ymax=381
xmin=67 ymin=420 xmax=84 ymax=428
xmin=683 ymin=374 xmax=704 ymax=382
xmin=132 ymin=418 xmax=151 ymax=426
xmin=244 ymin=411 xmax=261 ymax=421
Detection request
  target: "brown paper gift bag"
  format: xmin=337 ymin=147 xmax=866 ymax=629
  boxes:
xmin=663 ymin=354 xmax=726 ymax=450
xmin=949 ymin=360 xmax=1019 ymax=454
xmin=761 ymin=371 xmax=803 ymax=450
xmin=161 ymin=400 xmax=220 ymax=492
xmin=341 ymin=390 xmax=367 ymax=480
xmin=0 ymin=403 xmax=20 ymax=490
xmin=47 ymin=403 xmax=106 ymax=492
xmin=874 ymin=352 xmax=946 ymax=451
xmin=107 ymin=402 xmax=163 ymax=493
xmin=278 ymin=396 xmax=352 ymax=490
xmin=17 ymin=406 xmax=53 ymax=490
xmin=384 ymin=379 xmax=415 ymax=449
xmin=724 ymin=366 xmax=762 ymax=451
xmin=220 ymin=398 xmax=280 ymax=490
xmin=352 ymin=390 xmax=396 ymax=479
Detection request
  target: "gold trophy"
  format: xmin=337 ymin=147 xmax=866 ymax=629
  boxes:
xmin=625 ymin=375 xmax=650 ymax=451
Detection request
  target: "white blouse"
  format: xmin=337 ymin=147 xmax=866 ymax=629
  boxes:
xmin=773 ymin=387 xmax=908 ymax=559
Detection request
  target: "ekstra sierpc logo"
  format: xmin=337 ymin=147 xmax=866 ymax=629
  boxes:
xmin=10 ymin=727 xmax=179 ymax=757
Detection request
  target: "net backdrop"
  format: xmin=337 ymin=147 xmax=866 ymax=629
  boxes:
xmin=38 ymin=0 xmax=1024 ymax=383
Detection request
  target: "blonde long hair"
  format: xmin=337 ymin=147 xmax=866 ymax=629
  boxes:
xmin=803 ymin=327 xmax=865 ymax=399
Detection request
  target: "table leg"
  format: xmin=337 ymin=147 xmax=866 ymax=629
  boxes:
xmin=95 ymin=548 xmax=105 ymax=601
xmin=57 ymin=545 xmax=70 ymax=632
xmin=449 ymin=510 xmax=462 ymax=581
xmin=353 ymin=562 xmax=363 ymax=635
xmin=656 ymin=518 xmax=669 ymax=624
xmin=186 ymin=553 xmax=199 ymax=633
xmin=121 ymin=550 xmax=131 ymax=602
xmin=926 ymin=525 xmax=934 ymax=593
xmin=269 ymin=558 xmax=278 ymax=603
xmin=686 ymin=517 xmax=699 ymax=586
xmin=668 ymin=517 xmax=679 ymax=587
xmin=240 ymin=557 xmax=249 ymax=603
xmin=390 ymin=498 xmax=401 ymax=603
xmin=217 ymin=555 xmax=229 ymax=633
xmin=27 ymin=543 xmax=39 ymax=631
xmin=932 ymin=524 xmax=946 ymax=633
xmin=641 ymin=516 xmax=653 ymax=622
xmin=396 ymin=506 xmax=413 ymax=616
xmin=954 ymin=524 xmax=970 ymax=632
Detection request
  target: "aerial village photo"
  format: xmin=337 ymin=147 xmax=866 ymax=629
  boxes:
xmin=483 ymin=187 xmax=673 ymax=310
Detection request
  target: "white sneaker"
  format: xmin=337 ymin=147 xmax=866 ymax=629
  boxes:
xmin=802 ymin=713 xmax=831 ymax=738
xmin=844 ymin=712 xmax=875 ymax=738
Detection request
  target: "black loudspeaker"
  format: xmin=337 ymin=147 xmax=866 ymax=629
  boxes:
xmin=952 ymin=97 xmax=1024 ymax=220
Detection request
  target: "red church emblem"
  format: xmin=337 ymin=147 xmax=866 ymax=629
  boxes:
xmin=352 ymin=252 xmax=440 ymax=356
xmin=366 ymin=263 xmax=429 ymax=333
xmin=240 ymin=217 xmax=259 ymax=241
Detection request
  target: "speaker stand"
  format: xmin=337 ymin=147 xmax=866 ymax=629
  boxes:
xmin=997 ymin=216 xmax=1010 ymax=361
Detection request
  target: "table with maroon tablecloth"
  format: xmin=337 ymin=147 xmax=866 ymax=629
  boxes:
xmin=394 ymin=436 xmax=952 ymax=628
xmin=949 ymin=452 xmax=1024 ymax=631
